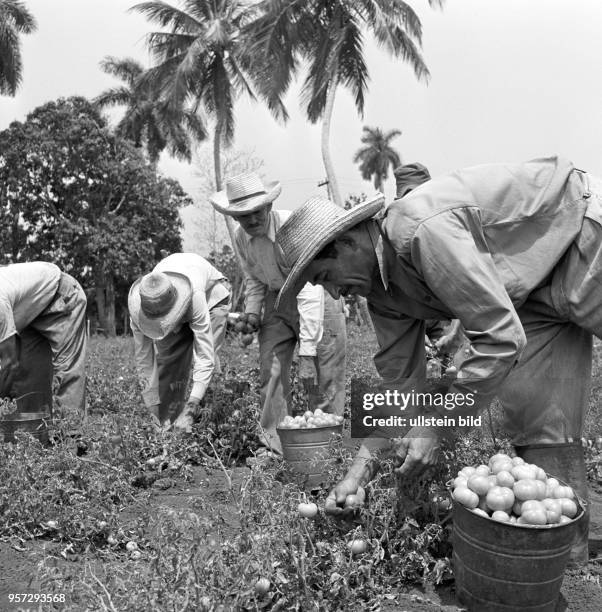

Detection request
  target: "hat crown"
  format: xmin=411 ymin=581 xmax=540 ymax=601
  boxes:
xmin=277 ymin=197 xmax=345 ymax=268
xmin=139 ymin=271 xmax=178 ymax=319
xmin=225 ymin=172 xmax=269 ymax=205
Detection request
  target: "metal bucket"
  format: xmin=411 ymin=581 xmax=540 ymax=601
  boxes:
xmin=0 ymin=411 xmax=50 ymax=444
xmin=0 ymin=392 xmax=51 ymax=444
xmin=452 ymin=498 xmax=585 ymax=611
xmin=277 ymin=424 xmax=343 ymax=488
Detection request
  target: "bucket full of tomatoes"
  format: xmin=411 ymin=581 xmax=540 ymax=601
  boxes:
xmin=277 ymin=409 xmax=344 ymax=489
xmin=450 ymin=452 xmax=585 ymax=612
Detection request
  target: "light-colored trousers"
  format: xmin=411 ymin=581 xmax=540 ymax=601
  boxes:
xmin=9 ymin=273 xmax=87 ymax=415
xmin=258 ymin=291 xmax=347 ymax=454
xmin=153 ymin=298 xmax=230 ymax=423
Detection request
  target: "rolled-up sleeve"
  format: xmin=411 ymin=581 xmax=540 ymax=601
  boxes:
xmin=296 ymin=282 xmax=324 ymax=356
xmin=188 ymin=292 xmax=216 ymax=402
xmin=411 ymin=208 xmax=527 ymax=410
xmin=130 ymin=317 xmax=159 ymax=407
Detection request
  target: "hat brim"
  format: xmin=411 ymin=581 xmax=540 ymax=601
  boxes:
xmin=275 ymin=194 xmax=385 ymax=310
xmin=210 ymin=181 xmax=282 ymax=217
xmin=128 ymin=272 xmax=192 ymax=340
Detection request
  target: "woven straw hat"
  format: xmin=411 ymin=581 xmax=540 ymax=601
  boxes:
xmin=210 ymin=172 xmax=282 ymax=217
xmin=274 ymin=194 xmax=385 ymax=309
xmin=393 ymin=162 xmax=431 ymax=198
xmin=128 ymin=271 xmax=192 ymax=340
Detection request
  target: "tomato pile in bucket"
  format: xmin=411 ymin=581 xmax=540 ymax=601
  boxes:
xmin=450 ymin=452 xmax=580 ymax=526
xmin=277 ymin=408 xmax=343 ymax=429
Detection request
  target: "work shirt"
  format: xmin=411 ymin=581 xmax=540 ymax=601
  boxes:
xmin=367 ymin=156 xmax=591 ymax=413
xmin=130 ymin=253 xmax=230 ymax=405
xmin=0 ymin=262 xmax=61 ymax=344
xmin=235 ymin=210 xmax=323 ymax=356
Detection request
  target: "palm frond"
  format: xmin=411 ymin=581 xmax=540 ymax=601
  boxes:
xmin=99 ymin=56 xmax=144 ymax=84
xmin=146 ymin=31 xmax=200 ymax=62
xmin=93 ymin=87 xmax=133 ymax=109
xmin=130 ymin=1 xmax=202 ymax=32
xmin=336 ymin=19 xmax=369 ymax=117
xmin=1 ymin=0 xmax=37 ymax=33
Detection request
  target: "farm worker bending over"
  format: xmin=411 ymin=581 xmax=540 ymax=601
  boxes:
xmin=0 ymin=262 xmax=87 ymax=414
xmin=275 ymin=156 xmax=602 ymax=565
xmin=211 ymin=172 xmax=347 ymax=458
xmin=128 ymin=253 xmax=231 ymax=432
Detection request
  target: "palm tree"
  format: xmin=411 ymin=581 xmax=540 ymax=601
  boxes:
xmin=94 ymin=56 xmax=206 ymax=164
xmin=252 ymin=0 xmax=444 ymax=207
xmin=353 ymin=126 xmax=401 ymax=191
xmin=131 ymin=0 xmax=286 ymax=246
xmin=0 ymin=0 xmax=36 ymax=96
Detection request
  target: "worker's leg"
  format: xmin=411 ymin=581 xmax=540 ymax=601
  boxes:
xmin=30 ymin=273 xmax=87 ymax=415
xmin=154 ymin=325 xmax=194 ymax=424
xmin=316 ymin=294 xmax=347 ymax=416
xmin=499 ymin=289 xmax=592 ymax=565
xmin=208 ymin=292 xmax=231 ymax=376
xmin=8 ymin=328 xmax=53 ymax=414
xmin=257 ymin=291 xmax=297 ymax=454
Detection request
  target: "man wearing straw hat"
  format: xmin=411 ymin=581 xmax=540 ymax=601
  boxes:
xmin=211 ymin=172 xmax=347 ymax=458
xmin=0 ymin=261 xmax=87 ymax=415
xmin=128 ymin=253 xmax=231 ymax=431
xmin=275 ymin=156 xmax=602 ymax=564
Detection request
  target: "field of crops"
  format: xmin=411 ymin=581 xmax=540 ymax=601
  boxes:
xmin=1 ymin=327 xmax=601 ymax=611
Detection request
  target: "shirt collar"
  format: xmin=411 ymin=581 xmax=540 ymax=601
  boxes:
xmin=367 ymin=219 xmax=388 ymax=290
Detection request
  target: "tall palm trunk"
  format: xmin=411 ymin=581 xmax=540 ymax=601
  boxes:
xmin=321 ymin=77 xmax=343 ymax=208
xmin=213 ymin=119 xmax=245 ymax=270
xmin=213 ymin=119 xmax=237 ymax=247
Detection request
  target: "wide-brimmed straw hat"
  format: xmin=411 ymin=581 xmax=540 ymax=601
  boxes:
xmin=128 ymin=271 xmax=192 ymax=340
xmin=393 ymin=162 xmax=431 ymax=198
xmin=210 ymin=172 xmax=282 ymax=217
xmin=274 ymin=194 xmax=385 ymax=309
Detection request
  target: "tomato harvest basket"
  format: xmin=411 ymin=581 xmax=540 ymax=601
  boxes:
xmin=276 ymin=424 xmax=343 ymax=489
xmin=451 ymin=486 xmax=585 ymax=612
xmin=0 ymin=392 xmax=51 ymax=445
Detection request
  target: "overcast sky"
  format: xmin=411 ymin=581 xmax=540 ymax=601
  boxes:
xmin=1 ymin=0 xmax=602 ymax=213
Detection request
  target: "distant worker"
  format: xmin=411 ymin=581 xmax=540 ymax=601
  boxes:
xmin=0 ymin=262 xmax=87 ymax=415
xmin=128 ymin=253 xmax=231 ymax=432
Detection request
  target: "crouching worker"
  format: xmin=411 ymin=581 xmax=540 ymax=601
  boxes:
xmin=0 ymin=262 xmax=87 ymax=415
xmin=128 ymin=253 xmax=231 ymax=432
xmin=275 ymin=157 xmax=602 ymax=566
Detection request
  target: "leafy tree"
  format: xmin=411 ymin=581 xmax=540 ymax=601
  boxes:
xmin=252 ymin=0 xmax=443 ymax=207
xmin=0 ymin=0 xmax=36 ymax=96
xmin=190 ymin=143 xmax=264 ymax=255
xmin=131 ymin=0 xmax=286 ymax=248
xmin=0 ymin=97 xmax=186 ymax=335
xmin=94 ymin=56 xmax=206 ymax=164
xmin=353 ymin=126 xmax=401 ymax=191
